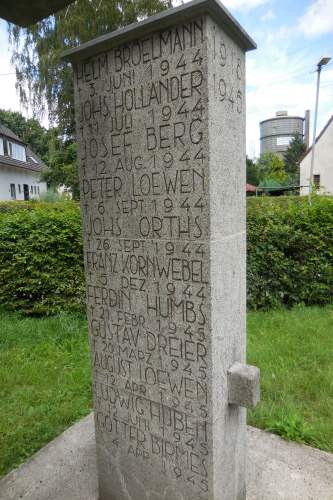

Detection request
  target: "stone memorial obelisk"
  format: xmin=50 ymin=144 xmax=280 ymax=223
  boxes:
xmin=63 ymin=1 xmax=258 ymax=498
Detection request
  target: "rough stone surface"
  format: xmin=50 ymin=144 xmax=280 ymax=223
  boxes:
xmin=228 ymin=362 xmax=260 ymax=408
xmin=1 ymin=414 xmax=333 ymax=500
xmin=69 ymin=3 xmax=254 ymax=499
xmin=61 ymin=0 xmax=256 ymax=63
xmin=0 ymin=414 xmax=98 ymax=500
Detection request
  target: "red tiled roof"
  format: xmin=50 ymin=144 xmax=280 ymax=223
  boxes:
xmin=246 ymin=183 xmax=257 ymax=192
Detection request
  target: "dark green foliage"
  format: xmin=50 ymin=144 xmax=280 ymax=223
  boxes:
xmin=246 ymin=153 xmax=292 ymax=193
xmin=0 ymin=202 xmax=84 ymax=315
xmin=256 ymin=152 xmax=288 ymax=185
xmin=284 ymin=132 xmax=306 ymax=179
xmin=41 ymin=132 xmax=80 ymax=199
xmin=247 ymin=196 xmax=333 ymax=309
xmin=0 ymin=196 xmax=332 ymax=314
xmin=246 ymin=156 xmax=260 ymax=186
xmin=0 ymin=201 xmax=70 ymax=212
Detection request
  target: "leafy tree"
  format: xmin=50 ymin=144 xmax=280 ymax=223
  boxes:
xmin=8 ymin=0 xmax=172 ymax=138
xmin=0 ymin=109 xmax=49 ymax=161
xmin=256 ymin=153 xmax=288 ymax=185
xmin=246 ymin=156 xmax=260 ymax=186
xmin=8 ymin=0 xmax=173 ymax=197
xmin=283 ymin=132 xmax=306 ymax=180
xmin=41 ymin=131 xmax=80 ymax=199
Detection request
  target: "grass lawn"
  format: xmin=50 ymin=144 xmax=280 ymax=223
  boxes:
xmin=0 ymin=309 xmax=92 ymax=478
xmin=0 ymin=305 xmax=332 ymax=478
xmin=248 ymin=305 xmax=333 ymax=453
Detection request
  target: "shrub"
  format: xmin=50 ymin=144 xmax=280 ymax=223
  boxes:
xmin=0 ymin=196 xmax=332 ymax=314
xmin=0 ymin=202 xmax=84 ymax=315
xmin=39 ymin=189 xmax=71 ymax=203
xmin=0 ymin=200 xmax=73 ymax=212
xmin=247 ymin=195 xmax=333 ymax=309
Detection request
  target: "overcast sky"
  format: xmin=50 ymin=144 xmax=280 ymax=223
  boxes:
xmin=0 ymin=0 xmax=332 ymax=157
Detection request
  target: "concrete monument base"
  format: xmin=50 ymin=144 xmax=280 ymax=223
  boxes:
xmin=0 ymin=413 xmax=332 ymax=500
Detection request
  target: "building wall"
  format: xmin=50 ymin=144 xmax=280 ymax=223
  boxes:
xmin=300 ymin=119 xmax=333 ymax=195
xmin=0 ymin=164 xmax=47 ymax=201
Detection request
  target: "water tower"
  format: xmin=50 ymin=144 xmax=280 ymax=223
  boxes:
xmin=260 ymin=110 xmax=310 ymax=158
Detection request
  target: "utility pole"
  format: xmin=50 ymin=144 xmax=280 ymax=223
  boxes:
xmin=308 ymin=56 xmax=331 ymax=204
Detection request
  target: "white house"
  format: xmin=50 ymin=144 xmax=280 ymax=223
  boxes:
xmin=0 ymin=123 xmax=47 ymax=201
xmin=300 ymin=115 xmax=333 ymax=196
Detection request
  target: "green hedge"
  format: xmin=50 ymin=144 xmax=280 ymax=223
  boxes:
xmin=0 ymin=201 xmax=74 ymax=212
xmin=0 ymin=202 xmax=85 ymax=315
xmin=247 ymin=196 xmax=333 ymax=309
xmin=0 ymin=197 xmax=332 ymax=314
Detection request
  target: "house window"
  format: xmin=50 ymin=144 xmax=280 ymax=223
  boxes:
xmin=8 ymin=141 xmax=26 ymax=162
xmin=34 ymin=186 xmax=37 ymax=194
xmin=314 ymin=174 xmax=320 ymax=189
xmin=18 ymin=184 xmax=21 ymax=194
xmin=10 ymin=183 xmax=16 ymax=200
xmin=30 ymin=185 xmax=33 ymax=194
xmin=37 ymin=186 xmax=40 ymax=195
xmin=0 ymin=137 xmax=4 ymax=156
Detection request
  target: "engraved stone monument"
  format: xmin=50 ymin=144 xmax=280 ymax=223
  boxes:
xmin=63 ymin=1 xmax=258 ymax=498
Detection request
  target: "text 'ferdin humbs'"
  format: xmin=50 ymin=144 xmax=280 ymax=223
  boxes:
xmin=68 ymin=1 xmax=254 ymax=497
